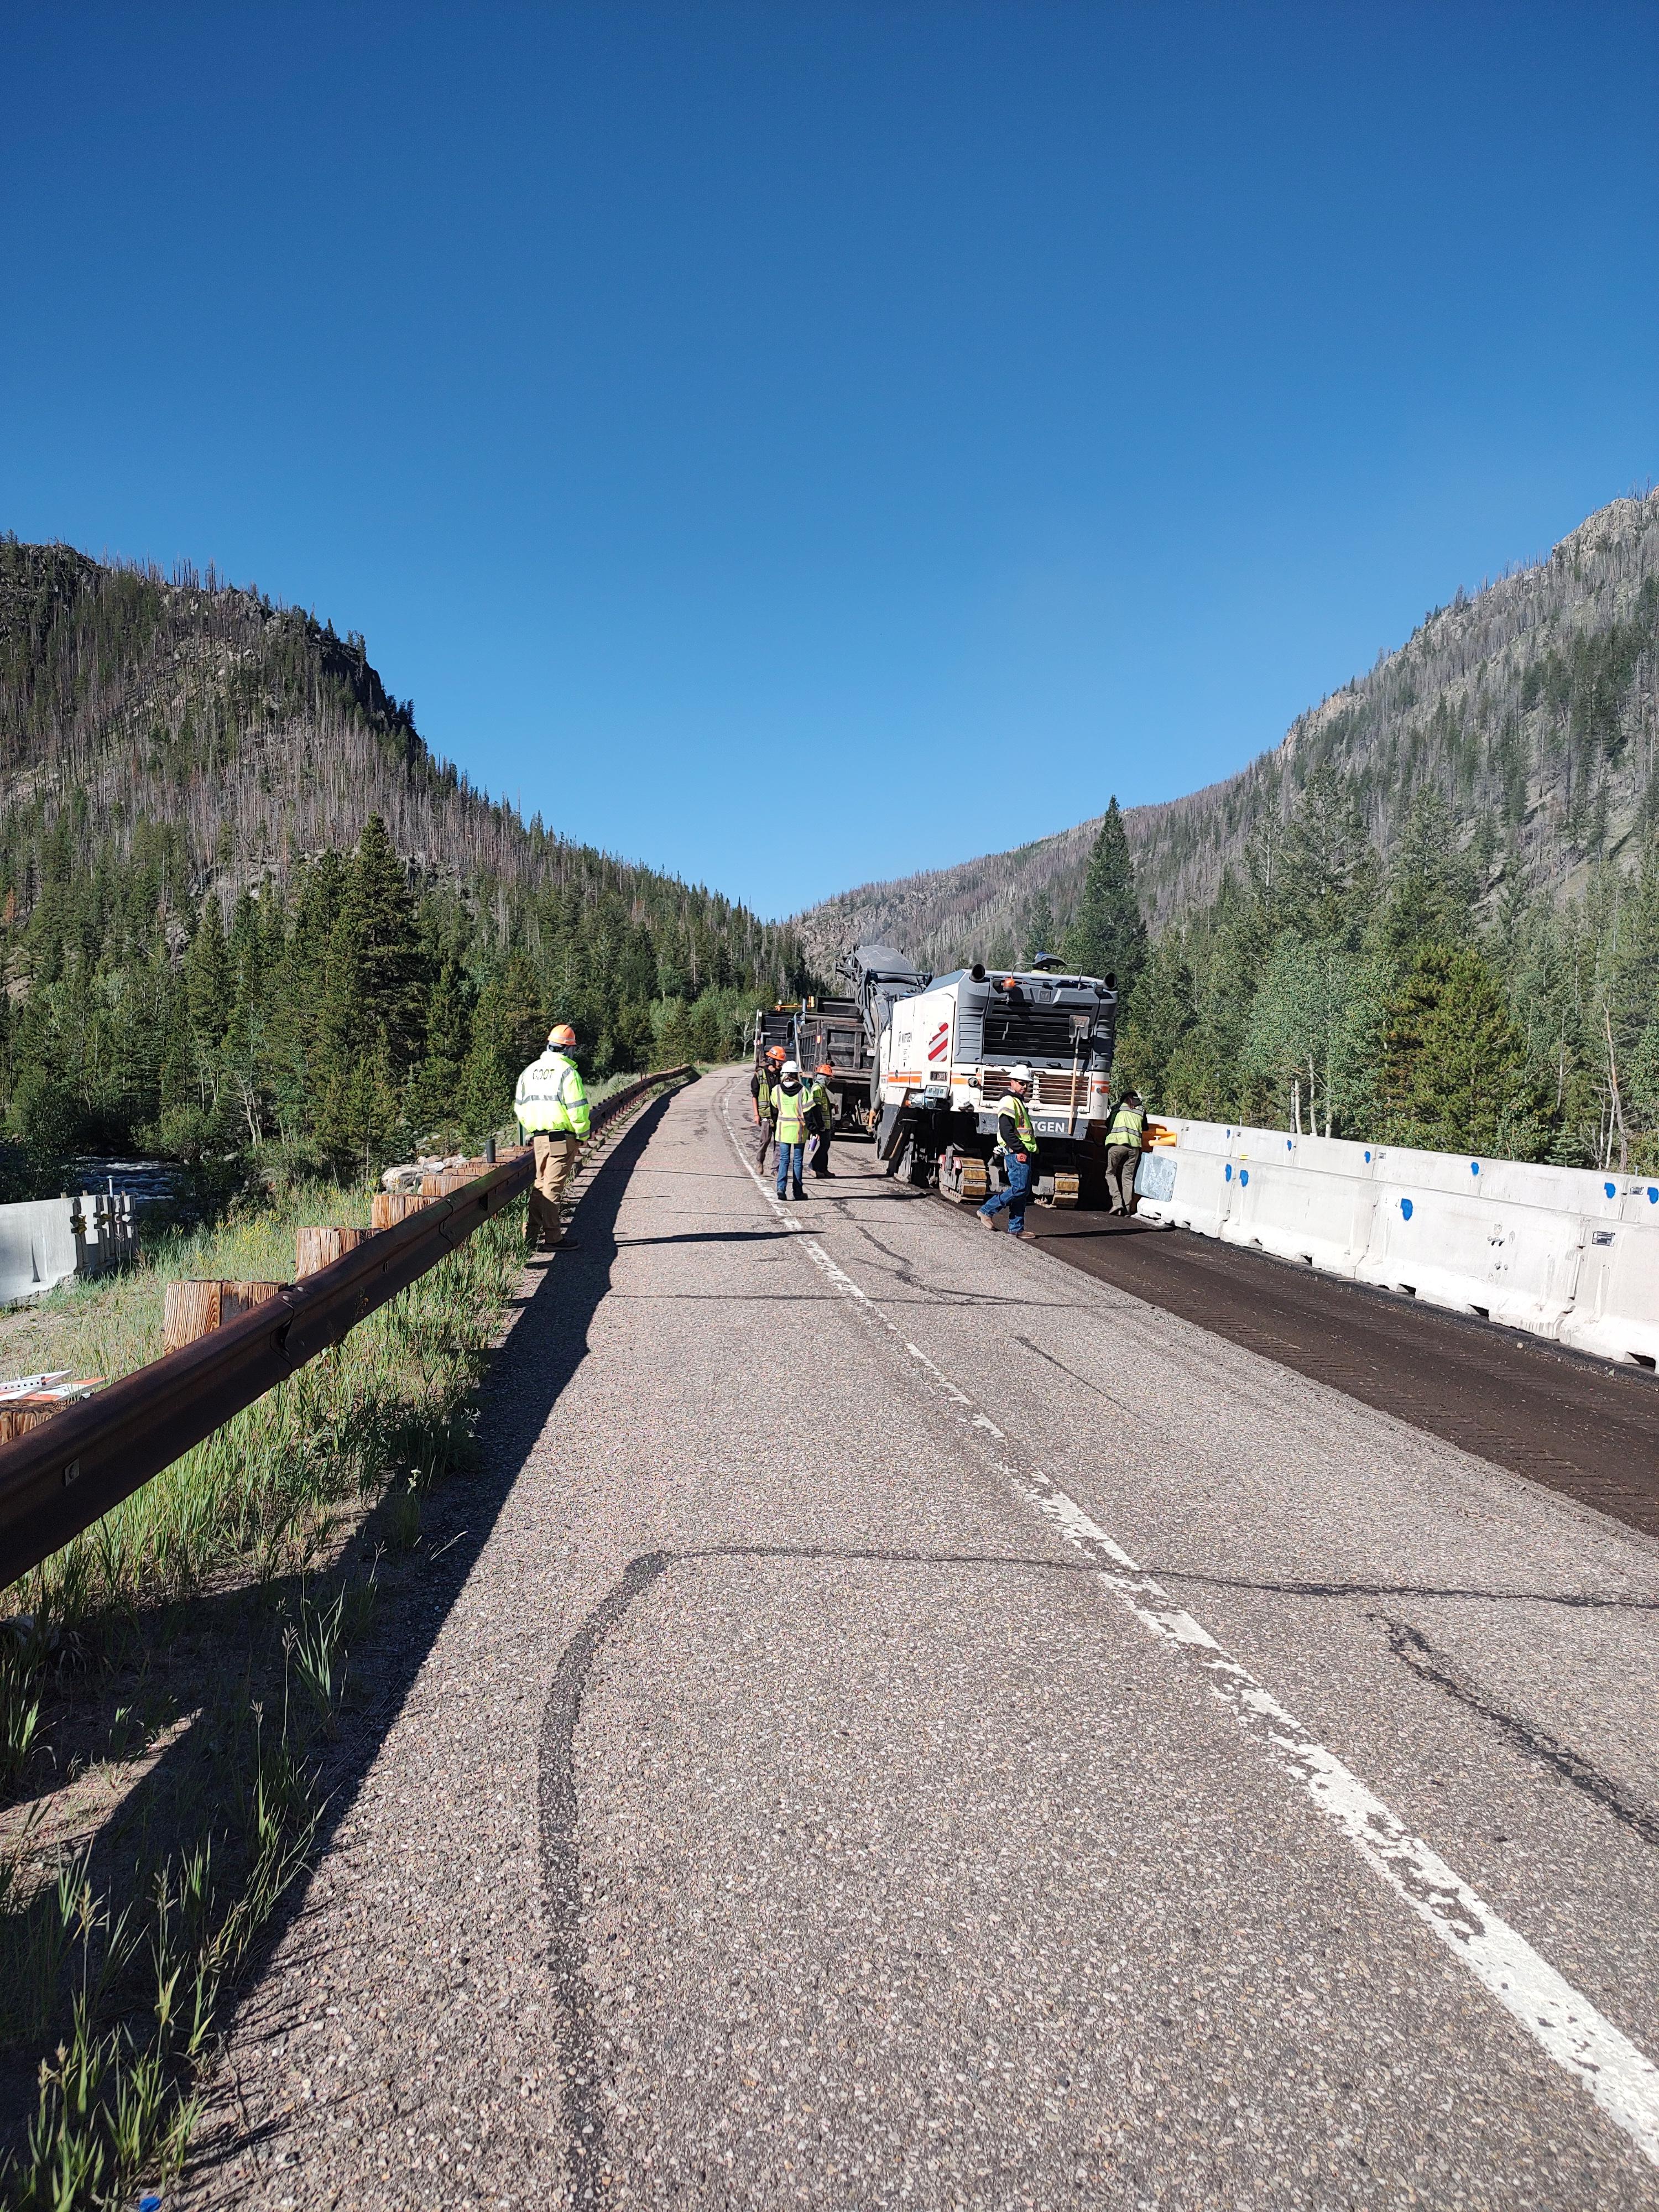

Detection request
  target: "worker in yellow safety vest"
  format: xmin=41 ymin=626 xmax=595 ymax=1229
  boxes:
xmin=771 ymin=1058 xmax=810 ymax=1201
xmin=1104 ymin=1087 xmax=1146 ymax=1217
xmin=514 ymin=1022 xmax=592 ymax=1252
xmin=977 ymin=1065 xmax=1038 ymax=1238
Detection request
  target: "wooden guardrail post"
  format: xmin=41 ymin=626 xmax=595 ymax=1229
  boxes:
xmin=162 ymin=1280 xmax=285 ymax=1355
xmin=371 ymin=1192 xmax=430 ymax=1230
xmin=420 ymin=1167 xmax=478 ymax=1197
xmin=295 ymin=1226 xmax=379 ymax=1279
xmin=0 ymin=1400 xmax=72 ymax=1447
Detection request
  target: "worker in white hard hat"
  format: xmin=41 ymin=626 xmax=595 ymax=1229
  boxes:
xmin=771 ymin=1058 xmax=810 ymax=1201
xmin=514 ymin=1022 xmax=591 ymax=1252
xmin=977 ymin=1065 xmax=1038 ymax=1239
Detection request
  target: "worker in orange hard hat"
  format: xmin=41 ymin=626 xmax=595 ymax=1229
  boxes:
xmin=752 ymin=1043 xmax=784 ymax=1125
xmin=807 ymin=1062 xmax=836 ymax=1178
xmin=514 ymin=1024 xmax=591 ymax=1253
xmin=753 ymin=1042 xmax=786 ymax=1166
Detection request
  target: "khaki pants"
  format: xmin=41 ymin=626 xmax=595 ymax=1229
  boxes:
xmin=529 ymin=1133 xmax=579 ymax=1246
xmin=1105 ymin=1144 xmax=1140 ymax=1215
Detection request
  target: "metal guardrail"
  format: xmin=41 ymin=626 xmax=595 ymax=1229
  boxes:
xmin=0 ymin=1066 xmax=695 ymax=1590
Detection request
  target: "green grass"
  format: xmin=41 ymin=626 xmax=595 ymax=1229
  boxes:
xmin=2 ymin=1632 xmax=326 ymax=2208
xmin=0 ymin=1076 xmax=678 ymax=2205
xmin=0 ymin=1180 xmax=531 ymax=2206
xmin=4 ymin=1180 xmax=524 ymax=1635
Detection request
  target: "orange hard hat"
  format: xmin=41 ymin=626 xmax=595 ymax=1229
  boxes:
xmin=549 ymin=1022 xmax=576 ymax=1048
xmin=817 ymin=1063 xmax=833 ymax=1075
xmin=767 ymin=1044 xmax=785 ymax=1060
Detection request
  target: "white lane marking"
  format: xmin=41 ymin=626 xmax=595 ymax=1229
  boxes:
xmin=719 ymin=1087 xmax=1659 ymax=2166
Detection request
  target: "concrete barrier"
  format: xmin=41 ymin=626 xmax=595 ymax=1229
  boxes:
xmin=0 ymin=1198 xmax=88 ymax=1304
xmin=0 ymin=1191 xmax=139 ymax=1306
xmin=1135 ymin=1123 xmax=1659 ymax=1371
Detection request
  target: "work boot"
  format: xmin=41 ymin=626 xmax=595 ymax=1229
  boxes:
xmin=977 ymin=1212 xmax=997 ymax=1230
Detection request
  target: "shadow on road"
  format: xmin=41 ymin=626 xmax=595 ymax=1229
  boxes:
xmin=64 ymin=1086 xmax=684 ymax=2178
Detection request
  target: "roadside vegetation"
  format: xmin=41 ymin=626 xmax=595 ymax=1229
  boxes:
xmin=0 ymin=1173 xmax=530 ymax=2205
xmin=1055 ymin=779 xmax=1659 ymax=1174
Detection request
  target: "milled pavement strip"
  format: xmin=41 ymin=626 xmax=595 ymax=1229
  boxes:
xmin=721 ymin=1087 xmax=1659 ymax=2167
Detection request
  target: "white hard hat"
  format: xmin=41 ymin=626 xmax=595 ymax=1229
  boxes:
xmin=1008 ymin=1063 xmax=1033 ymax=1083
xmin=781 ymin=1059 xmax=799 ymax=1077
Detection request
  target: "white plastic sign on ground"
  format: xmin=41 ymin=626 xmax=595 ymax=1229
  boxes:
xmin=1135 ymin=1122 xmax=1659 ymax=1371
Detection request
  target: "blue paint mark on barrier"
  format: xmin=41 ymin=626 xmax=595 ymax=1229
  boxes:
xmin=1239 ymin=1169 xmax=1249 ymax=1186
xmin=1650 ymin=1187 xmax=1658 ymax=1204
xmin=1286 ymin=1138 xmax=1293 ymax=1150
xmin=1364 ymin=1150 xmax=1372 ymax=1163
xmin=1605 ymin=1182 xmax=1617 ymax=1198
xmin=1401 ymin=1198 xmax=1414 ymax=1220
xmin=1224 ymin=1164 xmax=1233 ymax=1182
xmin=1470 ymin=1161 xmax=1480 ymax=1176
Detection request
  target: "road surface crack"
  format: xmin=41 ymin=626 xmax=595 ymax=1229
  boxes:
xmin=1378 ymin=1615 xmax=1659 ymax=1849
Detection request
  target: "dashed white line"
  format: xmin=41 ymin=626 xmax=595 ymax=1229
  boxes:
xmin=722 ymin=1085 xmax=1659 ymax=2167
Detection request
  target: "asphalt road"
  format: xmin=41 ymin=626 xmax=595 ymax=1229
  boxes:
xmin=185 ymin=1071 xmax=1659 ymax=2209
xmin=1031 ymin=1201 xmax=1659 ymax=1540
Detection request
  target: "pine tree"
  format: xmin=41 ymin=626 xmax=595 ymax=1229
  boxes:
xmin=183 ymin=899 xmax=231 ymax=1051
xmin=408 ymin=961 xmax=472 ymax=1144
xmin=1381 ymin=944 xmax=1551 ymax=1157
xmin=340 ymin=815 xmax=425 ymax=1073
xmin=1276 ymin=769 xmax=1381 ymax=950
xmin=1115 ymin=934 xmax=1197 ymax=1107
xmin=1066 ymin=799 xmax=1148 ymax=995
xmin=1373 ymin=790 xmax=1479 ymax=961
xmin=458 ymin=958 xmax=546 ymax=1147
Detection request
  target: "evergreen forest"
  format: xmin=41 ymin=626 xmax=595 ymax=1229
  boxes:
xmin=1066 ymin=777 xmax=1659 ymax=1173
xmin=0 ymin=539 xmax=811 ymax=1196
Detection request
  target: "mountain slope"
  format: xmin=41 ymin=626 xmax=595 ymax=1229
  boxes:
xmin=0 ymin=539 xmax=812 ymax=1176
xmin=0 ymin=536 xmax=805 ymax=992
xmin=796 ymin=490 xmax=1659 ymax=975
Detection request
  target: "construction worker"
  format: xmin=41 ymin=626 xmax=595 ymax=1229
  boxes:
xmin=514 ymin=1022 xmax=592 ymax=1252
xmin=1105 ymin=1087 xmax=1147 ymax=1216
xmin=977 ymin=1064 xmax=1037 ymax=1238
xmin=755 ymin=1044 xmax=785 ymax=1167
xmin=772 ymin=1058 xmax=810 ymax=1201
xmin=750 ymin=1047 xmax=776 ymax=1124
xmin=807 ymin=1062 xmax=836 ymax=1178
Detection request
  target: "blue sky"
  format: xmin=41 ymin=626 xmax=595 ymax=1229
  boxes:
xmin=3 ymin=4 xmax=1655 ymax=920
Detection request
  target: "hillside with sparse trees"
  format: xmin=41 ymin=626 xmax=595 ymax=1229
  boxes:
xmin=800 ymin=489 xmax=1659 ymax=1172
xmin=0 ymin=538 xmax=812 ymax=1193
xmin=797 ymin=489 xmax=1659 ymax=979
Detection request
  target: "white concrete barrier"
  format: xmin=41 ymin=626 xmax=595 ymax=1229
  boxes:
xmin=1135 ymin=1123 xmax=1659 ymax=1371
xmin=0 ymin=1191 xmax=139 ymax=1306
xmin=0 ymin=1198 xmax=88 ymax=1305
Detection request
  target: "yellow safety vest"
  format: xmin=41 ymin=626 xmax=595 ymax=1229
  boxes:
xmin=515 ymin=1051 xmax=591 ymax=1139
xmin=997 ymin=1092 xmax=1037 ymax=1157
xmin=774 ymin=1083 xmax=807 ymax=1145
xmin=1107 ymin=1101 xmax=1146 ymax=1147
